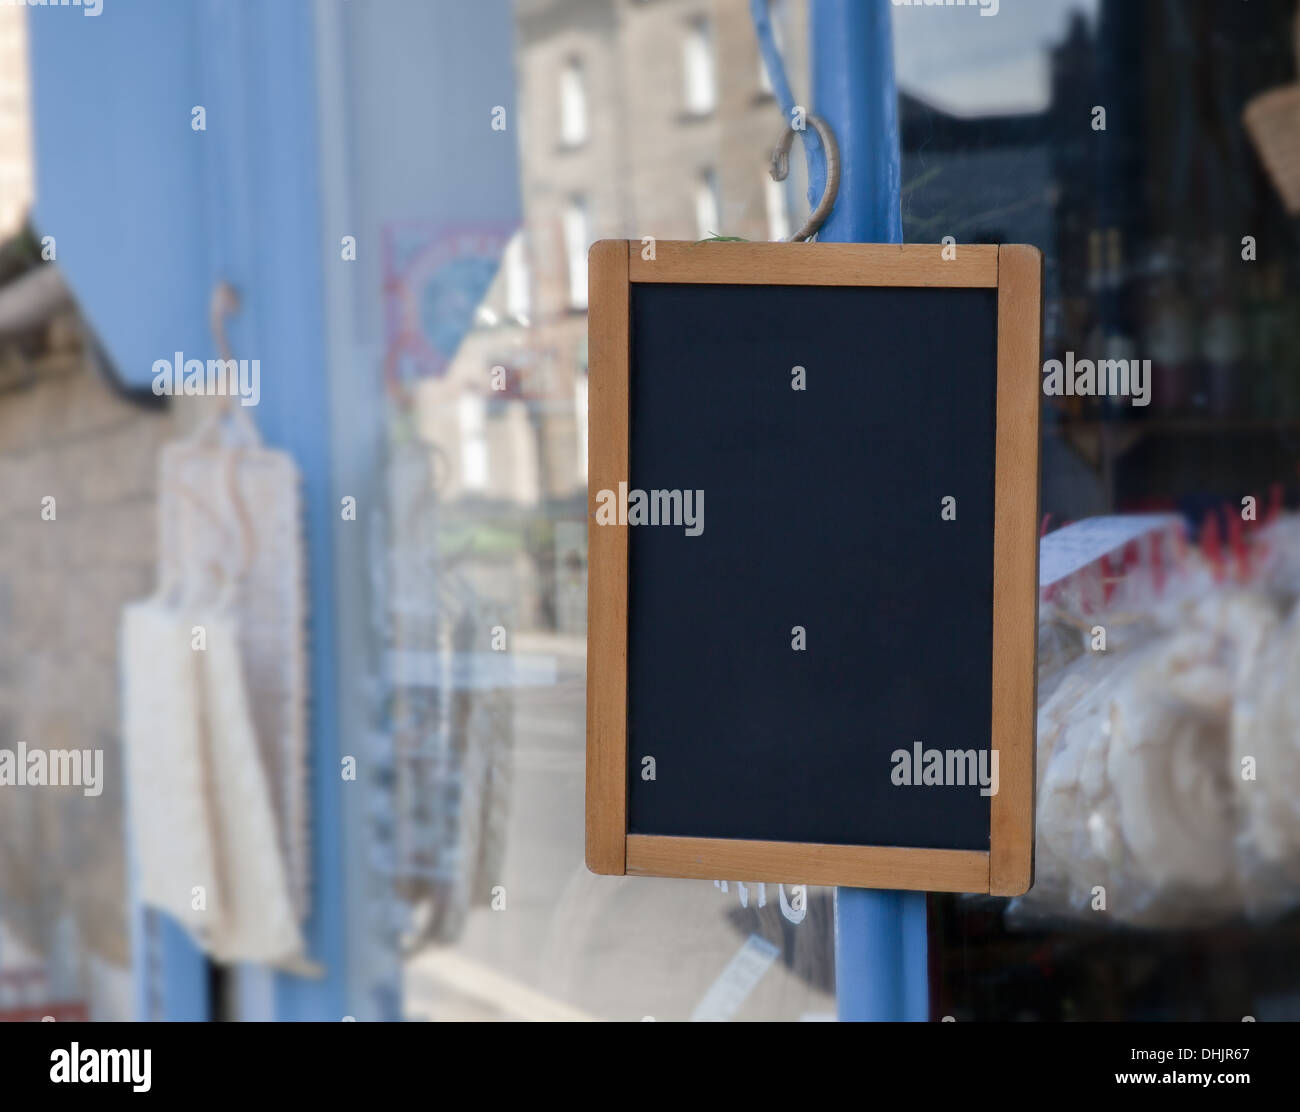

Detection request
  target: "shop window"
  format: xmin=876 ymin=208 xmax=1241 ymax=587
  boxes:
xmin=896 ymin=0 xmax=1300 ymax=1022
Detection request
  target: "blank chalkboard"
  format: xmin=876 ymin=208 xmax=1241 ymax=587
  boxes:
xmin=586 ymin=242 xmax=1040 ymax=895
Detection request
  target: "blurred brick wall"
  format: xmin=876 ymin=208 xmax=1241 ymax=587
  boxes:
xmin=0 ymin=323 xmax=179 ymax=967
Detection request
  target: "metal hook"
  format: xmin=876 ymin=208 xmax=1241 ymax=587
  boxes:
xmin=770 ymin=113 xmax=841 ymax=242
xmin=206 ymin=279 xmax=256 ymax=438
xmin=210 ymin=280 xmax=241 ymax=364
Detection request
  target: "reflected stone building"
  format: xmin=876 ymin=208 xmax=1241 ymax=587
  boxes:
xmin=418 ymin=0 xmax=808 ymax=630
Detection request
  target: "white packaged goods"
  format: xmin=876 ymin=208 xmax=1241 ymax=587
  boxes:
xmin=1012 ymin=514 xmax=1300 ymax=928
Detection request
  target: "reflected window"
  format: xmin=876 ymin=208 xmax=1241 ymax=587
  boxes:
xmin=559 ymin=58 xmax=588 ymax=147
xmin=458 ymin=393 xmax=489 ymax=491
xmin=683 ymin=17 xmax=716 ymax=116
xmin=504 ymin=233 xmax=530 ymax=324
xmin=757 ymin=0 xmax=787 ymax=95
xmin=563 ymin=196 xmax=589 ymax=309
xmin=694 ymin=169 xmax=720 ymax=239
xmin=575 ymin=372 xmax=589 ymax=482
xmin=765 ymin=173 xmax=790 ymax=241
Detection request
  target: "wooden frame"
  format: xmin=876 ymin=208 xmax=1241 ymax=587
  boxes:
xmin=586 ymin=241 xmax=1040 ymax=895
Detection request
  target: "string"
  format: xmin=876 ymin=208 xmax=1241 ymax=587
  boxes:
xmin=750 ymin=0 xmax=828 ymax=222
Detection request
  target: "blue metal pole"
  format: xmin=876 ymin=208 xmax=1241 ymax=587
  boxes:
xmin=809 ymin=0 xmax=927 ymax=1023
xmin=812 ymin=0 xmax=902 ymax=244
xmin=900 ymin=879 xmax=930 ymax=1022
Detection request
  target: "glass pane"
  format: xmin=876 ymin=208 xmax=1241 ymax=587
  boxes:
xmin=895 ymin=0 xmax=1300 ymax=1021
xmin=335 ymin=0 xmax=833 ymax=1022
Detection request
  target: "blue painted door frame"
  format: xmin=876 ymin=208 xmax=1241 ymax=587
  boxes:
xmin=809 ymin=0 xmax=930 ymax=1023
